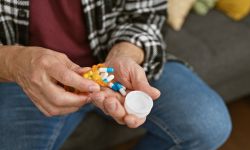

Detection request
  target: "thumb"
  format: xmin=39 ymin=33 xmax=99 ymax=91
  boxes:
xmin=131 ymin=66 xmax=161 ymax=100
xmin=135 ymin=81 xmax=161 ymax=100
xmin=60 ymin=55 xmax=91 ymax=74
xmin=75 ymin=67 xmax=92 ymax=74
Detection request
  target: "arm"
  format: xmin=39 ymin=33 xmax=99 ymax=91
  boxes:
xmin=0 ymin=45 xmax=100 ymax=116
xmin=107 ymin=0 xmax=167 ymax=79
xmin=105 ymin=42 xmax=144 ymax=64
xmin=91 ymin=0 xmax=167 ymax=128
xmin=92 ymin=42 xmax=161 ymax=128
xmin=0 ymin=46 xmax=25 ymax=82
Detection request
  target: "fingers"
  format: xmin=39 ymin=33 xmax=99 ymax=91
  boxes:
xmin=34 ymin=100 xmax=79 ymax=117
xmin=101 ymin=87 xmax=123 ymax=103
xmin=103 ymin=97 xmax=126 ymax=125
xmin=44 ymin=81 xmax=91 ymax=107
xmin=131 ymin=67 xmax=161 ymax=100
xmin=54 ymin=53 xmax=91 ymax=75
xmin=75 ymin=67 xmax=91 ymax=74
xmin=90 ymin=87 xmax=122 ymax=115
xmin=28 ymin=91 xmax=80 ymax=117
xmin=136 ymin=81 xmax=161 ymax=100
xmin=91 ymin=88 xmax=147 ymax=127
xmin=47 ymin=63 xmax=100 ymax=93
xmin=103 ymin=96 xmax=146 ymax=127
xmin=90 ymin=91 xmax=107 ymax=114
xmin=32 ymin=100 xmax=51 ymax=116
xmin=124 ymin=115 xmax=146 ymax=128
xmin=28 ymin=65 xmax=91 ymax=116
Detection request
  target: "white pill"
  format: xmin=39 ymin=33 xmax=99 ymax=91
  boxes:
xmin=103 ymin=75 xmax=114 ymax=83
xmin=119 ymin=88 xmax=127 ymax=96
xmin=100 ymin=72 xmax=108 ymax=79
xmin=121 ymin=85 xmax=126 ymax=90
xmin=108 ymin=82 xmax=118 ymax=91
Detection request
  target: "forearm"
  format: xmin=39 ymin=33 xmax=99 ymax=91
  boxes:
xmin=0 ymin=45 xmax=22 ymax=82
xmin=106 ymin=42 xmax=144 ymax=64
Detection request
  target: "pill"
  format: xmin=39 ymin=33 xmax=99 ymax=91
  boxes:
xmin=119 ymin=88 xmax=127 ymax=96
xmin=103 ymin=75 xmax=114 ymax=83
xmin=100 ymin=72 xmax=109 ymax=79
xmin=114 ymin=82 xmax=126 ymax=90
xmin=108 ymin=82 xmax=119 ymax=91
xmin=99 ymin=68 xmax=114 ymax=73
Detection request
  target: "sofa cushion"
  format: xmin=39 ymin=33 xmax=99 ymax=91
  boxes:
xmin=166 ymin=10 xmax=250 ymax=101
xmin=216 ymin=0 xmax=250 ymax=21
xmin=168 ymin=0 xmax=196 ymax=31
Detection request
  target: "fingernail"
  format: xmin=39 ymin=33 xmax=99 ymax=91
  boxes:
xmin=154 ymin=88 xmax=161 ymax=95
xmin=88 ymin=85 xmax=100 ymax=92
xmin=106 ymin=101 xmax=116 ymax=112
xmin=127 ymin=119 xmax=135 ymax=126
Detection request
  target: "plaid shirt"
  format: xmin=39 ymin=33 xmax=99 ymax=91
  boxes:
xmin=0 ymin=0 xmax=170 ymax=80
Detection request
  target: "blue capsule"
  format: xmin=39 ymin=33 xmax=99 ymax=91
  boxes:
xmin=103 ymin=75 xmax=114 ymax=83
xmin=114 ymin=82 xmax=126 ymax=90
xmin=99 ymin=67 xmax=114 ymax=73
xmin=108 ymin=83 xmax=119 ymax=91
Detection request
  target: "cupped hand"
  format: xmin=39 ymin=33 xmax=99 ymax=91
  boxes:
xmin=9 ymin=46 xmax=100 ymax=117
xmin=90 ymin=56 xmax=160 ymax=128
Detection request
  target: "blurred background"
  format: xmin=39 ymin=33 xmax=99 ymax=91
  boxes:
xmin=165 ymin=1 xmax=250 ymax=149
xmin=61 ymin=0 xmax=250 ymax=149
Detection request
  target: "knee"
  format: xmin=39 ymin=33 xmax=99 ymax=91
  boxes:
xmin=181 ymin=96 xmax=232 ymax=150
xmin=190 ymin=115 xmax=232 ymax=150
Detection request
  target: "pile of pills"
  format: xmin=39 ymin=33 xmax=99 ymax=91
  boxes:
xmin=65 ymin=63 xmax=154 ymax=118
xmin=82 ymin=64 xmax=127 ymax=96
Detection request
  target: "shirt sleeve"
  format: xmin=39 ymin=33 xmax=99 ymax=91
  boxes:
xmin=107 ymin=0 xmax=167 ymax=80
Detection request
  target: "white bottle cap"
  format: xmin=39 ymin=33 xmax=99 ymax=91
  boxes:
xmin=124 ymin=91 xmax=153 ymax=118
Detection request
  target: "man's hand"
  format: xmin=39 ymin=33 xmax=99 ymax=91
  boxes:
xmin=0 ymin=46 xmax=100 ymax=116
xmin=91 ymin=42 xmax=160 ymax=128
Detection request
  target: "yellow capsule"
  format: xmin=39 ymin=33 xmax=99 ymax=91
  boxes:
xmin=92 ymin=74 xmax=101 ymax=81
xmin=82 ymin=64 xmax=110 ymax=87
xmin=83 ymin=73 xmax=89 ymax=78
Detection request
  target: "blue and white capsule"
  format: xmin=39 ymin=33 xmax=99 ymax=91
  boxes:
xmin=100 ymin=72 xmax=109 ymax=79
xmin=119 ymin=88 xmax=126 ymax=96
xmin=103 ymin=75 xmax=114 ymax=83
xmin=114 ymin=82 xmax=126 ymax=90
xmin=108 ymin=82 xmax=119 ymax=91
xmin=99 ymin=67 xmax=114 ymax=73
xmin=113 ymin=82 xmax=126 ymax=96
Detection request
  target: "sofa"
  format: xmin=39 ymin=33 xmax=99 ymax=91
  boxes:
xmin=61 ymin=10 xmax=250 ymax=150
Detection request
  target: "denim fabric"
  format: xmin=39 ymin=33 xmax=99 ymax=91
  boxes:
xmin=0 ymin=62 xmax=232 ymax=150
xmin=135 ymin=62 xmax=232 ymax=150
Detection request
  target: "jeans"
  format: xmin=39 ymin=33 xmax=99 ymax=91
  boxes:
xmin=0 ymin=62 xmax=232 ymax=150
